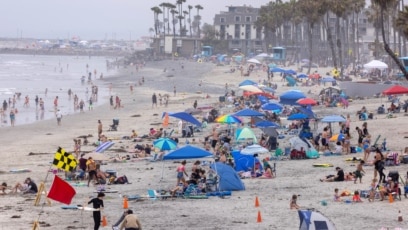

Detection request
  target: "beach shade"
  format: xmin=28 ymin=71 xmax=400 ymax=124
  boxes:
xmin=241 ymin=144 xmax=269 ymax=155
xmin=382 ymin=85 xmax=408 ymax=95
xmin=234 ymin=108 xmax=264 ymax=117
xmin=295 ymin=106 xmax=317 ymax=119
xmin=257 ymin=95 xmax=269 ymax=104
xmin=261 ymin=87 xmax=275 ymax=94
xmin=95 ymin=141 xmax=114 ymax=153
xmin=270 ymin=67 xmax=286 ymax=73
xmin=279 ymin=90 xmax=306 ymax=105
xmin=210 ymin=162 xmax=245 ymax=191
xmin=297 ymin=73 xmax=308 ymax=79
xmin=268 ymin=63 xmax=277 ymax=68
xmin=153 ymin=138 xmax=177 ymax=151
xmin=321 ymin=77 xmax=336 ymax=83
xmin=236 ymin=127 xmax=257 ymax=142
xmin=255 ymin=120 xmax=280 ymax=128
xmin=215 ymin=114 xmax=243 ymax=124
xmin=239 ymin=79 xmax=257 ymax=87
xmin=164 ymin=112 xmax=201 ymax=127
xmin=247 ymin=58 xmax=261 ymax=64
xmin=330 ymin=133 xmax=345 ymax=142
xmin=285 ymin=69 xmax=297 ymax=75
xmin=83 ymin=152 xmax=109 ymax=161
xmin=285 ymin=75 xmax=297 ymax=86
xmin=162 ymin=145 xmax=213 ymax=160
xmin=239 ymin=85 xmax=262 ymax=93
xmin=297 ymin=98 xmax=317 ymax=106
xmin=363 ymin=60 xmax=388 ymax=69
xmin=287 ymin=113 xmax=308 ymax=120
xmin=321 ymin=115 xmax=346 ymax=123
xmin=298 ymin=209 xmax=336 ymax=230
xmin=261 ymin=102 xmax=283 ymax=111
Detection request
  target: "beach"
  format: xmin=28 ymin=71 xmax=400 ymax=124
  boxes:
xmin=0 ymin=58 xmax=407 ymax=230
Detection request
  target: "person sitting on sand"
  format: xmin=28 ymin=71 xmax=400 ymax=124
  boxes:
xmin=148 ymin=128 xmax=157 ymax=138
xmin=170 ymin=182 xmax=188 ymax=197
xmin=259 ymin=164 xmax=274 ymax=179
xmin=379 ymin=177 xmax=396 ymax=201
xmin=333 ymin=188 xmax=342 ymax=202
xmin=12 ymin=177 xmax=38 ymax=194
xmin=290 ymin=194 xmax=300 ymax=209
xmin=130 ymin=130 xmax=138 ymax=138
xmin=352 ymin=190 xmax=363 ymax=202
xmin=0 ymin=182 xmax=8 ymax=194
xmin=320 ymin=167 xmax=344 ymax=182
xmin=153 ymin=128 xmax=163 ymax=139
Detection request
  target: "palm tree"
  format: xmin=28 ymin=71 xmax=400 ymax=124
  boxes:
xmin=396 ymin=6 xmax=408 ymax=38
xmin=349 ymin=0 xmax=366 ymax=68
xmin=195 ymin=4 xmax=203 ymax=38
xmin=159 ymin=2 xmax=168 ymax=35
xmin=372 ymin=0 xmax=408 ymax=80
xmin=166 ymin=3 xmax=176 ymax=35
xmin=151 ymin=6 xmax=163 ymax=36
xmin=187 ymin=5 xmax=193 ymax=37
xmin=176 ymin=0 xmax=186 ymax=36
xmin=255 ymin=1 xmax=286 ymax=50
xmin=170 ymin=9 xmax=178 ymax=37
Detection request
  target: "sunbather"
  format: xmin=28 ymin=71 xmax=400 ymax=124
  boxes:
xmin=320 ymin=167 xmax=344 ymax=182
xmin=290 ymin=194 xmax=300 ymax=209
xmin=170 ymin=182 xmax=188 ymax=197
xmin=0 ymin=182 xmax=8 ymax=194
xmin=12 ymin=177 xmax=38 ymax=194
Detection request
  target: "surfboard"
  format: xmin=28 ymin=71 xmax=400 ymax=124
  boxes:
xmin=9 ymin=169 xmax=32 ymax=173
xmin=313 ymin=163 xmax=334 ymax=168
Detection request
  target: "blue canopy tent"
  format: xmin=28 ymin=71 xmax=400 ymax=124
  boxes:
xmin=238 ymin=79 xmax=257 ymax=87
xmin=279 ymin=90 xmax=306 ymax=105
xmin=210 ymin=162 xmax=245 ymax=191
xmin=285 ymin=69 xmax=297 ymax=75
xmin=270 ymin=67 xmax=286 ymax=73
xmin=232 ymin=150 xmax=263 ymax=172
xmin=163 ymin=112 xmax=202 ymax=127
xmin=233 ymin=108 xmax=264 ymax=117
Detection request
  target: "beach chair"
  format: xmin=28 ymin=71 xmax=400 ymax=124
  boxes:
xmin=108 ymin=119 xmax=119 ymax=131
xmin=385 ymin=152 xmax=399 ymax=166
xmin=147 ymin=189 xmax=171 ymax=200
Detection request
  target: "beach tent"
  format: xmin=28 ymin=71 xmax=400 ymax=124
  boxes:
xmin=239 ymin=79 xmax=257 ymax=87
xmin=231 ymin=150 xmax=263 ymax=172
xmin=363 ymin=60 xmax=388 ymax=69
xmin=210 ymin=162 xmax=245 ymax=191
xmin=289 ymin=137 xmax=319 ymax=159
xmin=163 ymin=112 xmax=202 ymax=127
xmin=298 ymin=209 xmax=336 ymax=230
xmin=382 ymin=85 xmax=408 ymax=95
xmin=279 ymin=90 xmax=306 ymax=105
xmin=162 ymin=145 xmax=213 ymax=160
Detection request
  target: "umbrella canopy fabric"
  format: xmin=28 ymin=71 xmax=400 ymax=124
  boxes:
xmin=285 ymin=69 xmax=297 ymax=75
xmin=209 ymin=162 xmax=245 ymax=191
xmin=247 ymin=58 xmax=261 ymax=64
xmin=279 ymin=90 xmax=306 ymax=105
xmin=321 ymin=77 xmax=336 ymax=83
xmin=153 ymin=138 xmax=177 ymax=151
xmin=270 ymin=67 xmax=286 ymax=73
xmin=294 ymin=106 xmax=317 ymax=119
xmin=162 ymin=145 xmax=213 ymax=160
xmin=287 ymin=113 xmax=308 ymax=120
xmin=321 ymin=115 xmax=346 ymax=123
xmin=261 ymin=102 xmax=283 ymax=111
xmin=215 ymin=114 xmax=243 ymax=124
xmin=330 ymin=133 xmax=345 ymax=142
xmin=83 ymin=152 xmax=109 ymax=161
xmin=165 ymin=112 xmax=202 ymax=127
xmin=234 ymin=108 xmax=264 ymax=117
xmin=382 ymin=85 xmax=408 ymax=95
xmin=239 ymin=79 xmax=257 ymax=87
xmin=297 ymin=73 xmax=308 ymax=79
xmin=297 ymin=98 xmax=317 ymax=106
xmin=236 ymin=127 xmax=257 ymax=142
xmin=241 ymin=144 xmax=269 ymax=155
xmin=239 ymin=85 xmax=262 ymax=93
xmin=286 ymin=76 xmax=297 ymax=86
xmin=255 ymin=120 xmax=280 ymax=128
xmin=363 ymin=60 xmax=388 ymax=69
xmin=268 ymin=63 xmax=277 ymax=68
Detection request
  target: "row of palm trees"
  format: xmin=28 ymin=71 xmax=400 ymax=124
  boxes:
xmin=151 ymin=1 xmax=203 ymax=38
xmin=255 ymin=0 xmax=408 ymax=79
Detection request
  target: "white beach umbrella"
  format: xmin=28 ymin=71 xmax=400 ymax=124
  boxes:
xmin=363 ymin=60 xmax=388 ymax=69
xmin=239 ymin=85 xmax=262 ymax=93
xmin=247 ymin=58 xmax=261 ymax=64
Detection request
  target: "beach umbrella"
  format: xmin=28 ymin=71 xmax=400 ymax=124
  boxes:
xmin=162 ymin=145 xmax=213 ymax=160
xmin=297 ymin=98 xmax=317 ymax=106
xmin=83 ymin=152 xmax=109 ymax=161
xmin=297 ymin=73 xmax=308 ymax=79
xmin=236 ymin=127 xmax=257 ymax=142
xmin=287 ymin=113 xmax=308 ymax=120
xmin=241 ymin=144 xmax=269 ymax=155
xmin=164 ymin=112 xmax=202 ymax=127
xmin=268 ymin=63 xmax=277 ymax=68
xmin=270 ymin=67 xmax=286 ymax=73
xmin=153 ymin=138 xmax=177 ymax=151
xmin=321 ymin=115 xmax=346 ymax=123
xmin=234 ymin=108 xmax=264 ymax=117
xmin=239 ymin=85 xmax=262 ymax=93
xmin=247 ymin=58 xmax=261 ymax=64
xmin=238 ymin=79 xmax=257 ymax=87
xmin=255 ymin=120 xmax=280 ymax=128
xmin=285 ymin=69 xmax=297 ymax=75
xmin=279 ymin=90 xmax=306 ymax=105
xmin=215 ymin=114 xmax=243 ymax=124
xmin=286 ymin=75 xmax=297 ymax=86
xmin=261 ymin=102 xmax=283 ymax=111
xmin=330 ymin=133 xmax=345 ymax=142
xmin=261 ymin=87 xmax=275 ymax=93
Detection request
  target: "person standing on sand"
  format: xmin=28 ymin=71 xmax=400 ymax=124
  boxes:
xmin=9 ymin=109 xmax=15 ymax=127
xmin=56 ymin=109 xmax=62 ymax=126
xmin=53 ymin=96 xmax=58 ymax=110
xmin=152 ymin=93 xmax=157 ymax=108
xmin=193 ymin=100 xmax=198 ymax=109
xmin=98 ymin=120 xmax=103 ymax=139
xmin=110 ymin=96 xmax=114 ymax=109
xmin=119 ymin=209 xmax=142 ymax=230
xmin=88 ymin=192 xmax=105 ymax=230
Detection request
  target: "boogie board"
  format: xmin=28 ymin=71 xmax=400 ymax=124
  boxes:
xmin=70 ymin=182 xmax=87 ymax=187
xmin=313 ymin=163 xmax=333 ymax=168
xmin=61 ymin=205 xmax=98 ymax=211
xmin=125 ymin=195 xmax=144 ymax=201
xmin=9 ymin=169 xmax=32 ymax=173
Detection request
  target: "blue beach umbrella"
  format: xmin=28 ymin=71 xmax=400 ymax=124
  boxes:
xmin=262 ymin=102 xmax=283 ymax=111
xmin=153 ymin=138 xmax=177 ymax=151
xmin=255 ymin=120 xmax=280 ymax=128
xmin=287 ymin=113 xmax=308 ymax=120
xmin=270 ymin=67 xmax=286 ymax=73
xmin=234 ymin=108 xmax=264 ymax=117
xmin=297 ymin=73 xmax=308 ymax=79
xmin=239 ymin=79 xmax=257 ymax=87
xmin=285 ymin=69 xmax=297 ymax=75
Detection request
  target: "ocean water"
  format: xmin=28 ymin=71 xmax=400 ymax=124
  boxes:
xmin=0 ymin=54 xmax=117 ymax=127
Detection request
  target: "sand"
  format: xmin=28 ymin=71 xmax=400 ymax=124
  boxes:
xmin=0 ymin=59 xmax=407 ymax=230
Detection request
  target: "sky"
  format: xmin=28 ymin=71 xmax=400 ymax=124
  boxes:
xmin=0 ymin=0 xmax=272 ymax=41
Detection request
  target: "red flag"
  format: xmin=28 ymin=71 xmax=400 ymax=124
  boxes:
xmin=47 ymin=175 xmax=76 ymax=205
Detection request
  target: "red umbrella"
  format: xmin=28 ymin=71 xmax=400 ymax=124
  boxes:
xmin=297 ymin=98 xmax=317 ymax=106
xmin=382 ymin=85 xmax=408 ymax=95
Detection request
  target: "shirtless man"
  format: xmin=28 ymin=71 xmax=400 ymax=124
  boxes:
xmin=211 ymin=127 xmax=219 ymax=152
xmin=97 ymin=120 xmax=103 ymax=139
xmin=321 ymin=127 xmax=329 ymax=150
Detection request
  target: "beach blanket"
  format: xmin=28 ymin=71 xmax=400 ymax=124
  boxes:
xmin=313 ymin=163 xmax=333 ymax=168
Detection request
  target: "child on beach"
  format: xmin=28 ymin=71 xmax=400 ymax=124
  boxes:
xmin=354 ymin=160 xmax=365 ymax=184
xmin=368 ymin=179 xmax=377 ymax=202
xmin=290 ymin=194 xmax=300 ymax=209
xmin=352 ymin=190 xmax=363 ymax=202
xmin=334 ymin=188 xmax=341 ymax=202
xmin=176 ymin=160 xmax=188 ymax=186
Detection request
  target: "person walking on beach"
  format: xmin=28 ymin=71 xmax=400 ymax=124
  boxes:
xmin=89 ymin=97 xmax=93 ymax=111
xmin=176 ymin=160 xmax=188 ymax=186
xmin=152 ymin=93 xmax=157 ymax=108
xmin=88 ymin=192 xmax=105 ymax=230
xmin=34 ymin=95 xmax=39 ymax=109
xmin=56 ymin=109 xmax=62 ymax=126
xmin=118 ymin=209 xmax=142 ymax=230
xmin=98 ymin=120 xmax=103 ymax=139
xmin=110 ymin=96 xmax=114 ymax=109
xmin=53 ymin=96 xmax=59 ymax=110
xmin=2 ymin=100 xmax=7 ymax=112
xmin=9 ymin=109 xmax=16 ymax=127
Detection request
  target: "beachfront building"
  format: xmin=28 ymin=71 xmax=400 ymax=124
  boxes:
xmin=213 ymin=5 xmax=263 ymax=54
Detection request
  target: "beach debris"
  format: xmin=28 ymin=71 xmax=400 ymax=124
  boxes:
xmin=166 ymin=74 xmax=174 ymax=77
xmin=28 ymin=152 xmax=52 ymax=155
xmin=45 ymin=133 xmax=53 ymax=135
xmin=130 ymin=114 xmax=141 ymax=117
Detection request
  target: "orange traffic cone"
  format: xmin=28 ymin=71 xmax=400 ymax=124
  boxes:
xmin=389 ymin=194 xmax=394 ymax=203
xmin=255 ymin=196 xmax=260 ymax=207
xmin=102 ymin=215 xmax=108 ymax=227
xmin=123 ymin=197 xmax=129 ymax=209
xmin=257 ymin=210 xmax=262 ymax=223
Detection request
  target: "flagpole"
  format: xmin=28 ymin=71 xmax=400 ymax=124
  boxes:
xmin=32 ymin=163 xmax=53 ymax=229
